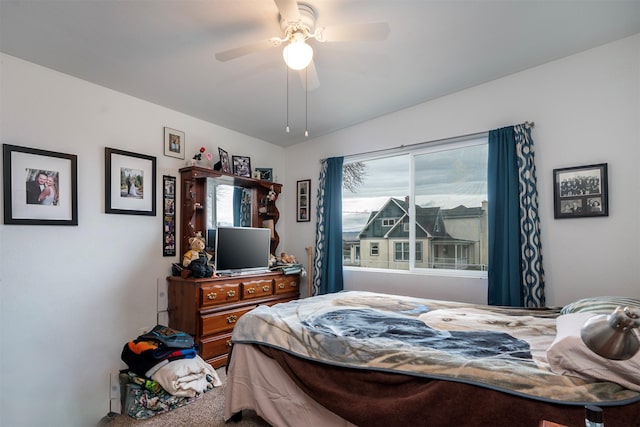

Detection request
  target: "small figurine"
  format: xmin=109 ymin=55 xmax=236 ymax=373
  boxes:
xmin=183 ymin=232 xmax=214 ymax=278
xmin=278 ymin=252 xmax=297 ymax=264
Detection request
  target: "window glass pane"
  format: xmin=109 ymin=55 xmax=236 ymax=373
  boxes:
xmin=342 ymin=138 xmax=488 ymax=273
xmin=413 ymin=141 xmax=488 ymax=271
xmin=343 ymin=155 xmax=409 ymax=269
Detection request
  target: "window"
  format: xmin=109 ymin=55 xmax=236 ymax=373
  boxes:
xmin=370 ymin=242 xmax=379 ymax=256
xmin=342 ymin=136 xmax=488 ymax=274
xmin=394 ymin=242 xmax=423 ymax=262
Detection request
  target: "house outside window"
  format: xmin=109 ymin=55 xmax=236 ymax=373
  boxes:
xmin=342 ymin=136 xmax=488 ymax=276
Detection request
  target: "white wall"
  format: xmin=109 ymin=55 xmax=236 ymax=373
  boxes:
xmin=0 ymin=54 xmax=286 ymax=426
xmin=284 ymin=34 xmax=640 ymax=306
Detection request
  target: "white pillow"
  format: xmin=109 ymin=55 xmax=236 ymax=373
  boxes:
xmin=546 ymin=312 xmax=640 ymax=392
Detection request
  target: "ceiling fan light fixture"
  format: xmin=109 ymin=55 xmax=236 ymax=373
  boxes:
xmin=283 ymin=33 xmax=313 ymax=70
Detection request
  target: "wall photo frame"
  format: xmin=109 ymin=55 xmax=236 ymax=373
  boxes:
xmin=105 ymin=147 xmax=157 ymax=216
xmin=553 ymin=163 xmax=608 ymax=219
xmin=232 ymin=155 xmax=252 ymax=178
xmin=296 ymin=179 xmax=311 ymax=222
xmin=164 ymin=127 xmax=185 ymax=159
xmin=3 ymin=143 xmax=78 ymax=225
xmin=163 ymin=175 xmax=177 ymax=256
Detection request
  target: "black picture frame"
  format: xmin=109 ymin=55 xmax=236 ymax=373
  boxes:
xmin=163 ymin=175 xmax=177 ymax=256
xmin=105 ymin=147 xmax=157 ymax=216
xmin=218 ymin=147 xmax=231 ymax=174
xmin=296 ymin=179 xmax=311 ymax=222
xmin=3 ymin=144 xmax=78 ymax=226
xmin=553 ymin=163 xmax=608 ymax=219
xmin=232 ymin=155 xmax=252 ymax=178
xmin=255 ymin=167 xmax=273 ymax=182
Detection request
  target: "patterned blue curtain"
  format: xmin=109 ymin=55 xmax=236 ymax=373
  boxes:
xmin=488 ymin=124 xmax=545 ymax=307
xmin=311 ymin=157 xmax=344 ymax=295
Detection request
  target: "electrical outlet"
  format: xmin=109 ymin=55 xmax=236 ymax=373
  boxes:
xmin=110 ymin=371 xmax=120 ymax=399
xmin=157 ymin=278 xmax=168 ymax=311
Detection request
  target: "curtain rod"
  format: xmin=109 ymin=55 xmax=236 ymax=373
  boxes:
xmin=343 ymin=121 xmax=534 ymax=162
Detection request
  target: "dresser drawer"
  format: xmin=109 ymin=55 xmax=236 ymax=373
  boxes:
xmin=199 ymin=332 xmax=233 ymax=360
xmin=200 ymin=306 xmax=254 ymax=336
xmin=242 ymin=279 xmax=274 ymax=300
xmin=274 ymin=275 xmax=299 ymax=295
xmin=199 ymin=282 xmax=240 ymax=308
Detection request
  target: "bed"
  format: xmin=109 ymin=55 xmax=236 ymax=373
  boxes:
xmin=223 ymin=291 xmax=640 ymax=427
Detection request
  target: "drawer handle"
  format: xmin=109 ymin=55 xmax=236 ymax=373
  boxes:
xmin=207 ymin=292 xmax=217 ymax=300
xmin=226 ymin=340 xmax=233 ymax=348
xmin=262 ymin=286 xmax=270 ymax=292
xmin=247 ymin=288 xmax=255 ymax=294
xmin=290 ymin=281 xmax=298 ymax=287
xmin=227 ymin=290 xmax=236 ymax=297
xmin=226 ymin=315 xmax=238 ymax=324
xmin=278 ymin=283 xmax=285 ymax=289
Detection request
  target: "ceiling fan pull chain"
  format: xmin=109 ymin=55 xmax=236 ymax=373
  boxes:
xmin=286 ymin=66 xmax=290 ymax=133
xmin=305 ymin=67 xmax=309 ymax=137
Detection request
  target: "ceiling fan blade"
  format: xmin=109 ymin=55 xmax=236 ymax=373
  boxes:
xmin=316 ymin=22 xmax=390 ymax=42
xmin=215 ymin=38 xmax=280 ymax=62
xmin=273 ymin=0 xmax=300 ymax=24
xmin=298 ymin=60 xmax=320 ymax=91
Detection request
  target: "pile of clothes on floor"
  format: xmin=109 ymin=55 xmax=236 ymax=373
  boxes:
xmin=119 ymin=325 xmax=221 ymax=419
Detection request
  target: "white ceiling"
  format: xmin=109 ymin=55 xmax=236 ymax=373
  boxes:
xmin=2 ymin=0 xmax=639 ymax=147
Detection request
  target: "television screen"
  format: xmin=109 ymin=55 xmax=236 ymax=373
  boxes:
xmin=215 ymin=226 xmax=271 ymax=274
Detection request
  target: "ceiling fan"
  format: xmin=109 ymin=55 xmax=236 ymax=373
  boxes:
xmin=214 ymin=0 xmax=390 ymax=91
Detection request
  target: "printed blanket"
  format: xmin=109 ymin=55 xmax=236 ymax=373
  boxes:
xmin=231 ymin=291 xmax=640 ymax=405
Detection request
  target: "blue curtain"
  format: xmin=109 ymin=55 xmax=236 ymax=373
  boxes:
xmin=488 ymin=124 xmax=545 ymax=307
xmin=311 ymin=157 xmax=344 ymax=295
xmin=233 ymin=187 xmax=242 ymax=227
xmin=514 ymin=125 xmax=546 ymax=307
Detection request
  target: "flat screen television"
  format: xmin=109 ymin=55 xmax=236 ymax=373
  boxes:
xmin=214 ymin=226 xmax=271 ymax=275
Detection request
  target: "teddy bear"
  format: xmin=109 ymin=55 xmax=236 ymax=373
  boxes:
xmin=279 ymin=252 xmax=297 ymax=264
xmin=182 ymin=232 xmax=214 ymax=278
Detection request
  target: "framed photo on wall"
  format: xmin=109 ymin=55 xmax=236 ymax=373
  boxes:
xmin=162 ymin=175 xmax=177 ymax=256
xmin=105 ymin=147 xmax=157 ymax=216
xmin=164 ymin=127 xmax=185 ymax=159
xmin=296 ymin=179 xmax=311 ymax=222
xmin=3 ymin=143 xmax=78 ymax=225
xmin=553 ymin=163 xmax=608 ymax=219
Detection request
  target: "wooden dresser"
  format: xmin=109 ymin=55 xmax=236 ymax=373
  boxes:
xmin=167 ymin=271 xmax=299 ymax=368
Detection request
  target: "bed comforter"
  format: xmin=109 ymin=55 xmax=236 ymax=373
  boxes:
xmin=231 ymin=291 xmax=640 ymax=405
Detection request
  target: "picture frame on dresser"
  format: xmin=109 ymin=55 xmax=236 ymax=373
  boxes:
xmin=3 ymin=143 xmax=78 ymax=226
xmin=232 ymin=155 xmax=252 ymax=178
xmin=553 ymin=163 xmax=608 ymax=219
xmin=218 ymin=148 xmax=231 ymax=173
xmin=255 ymin=167 xmax=273 ymax=182
xmin=105 ymin=147 xmax=157 ymax=216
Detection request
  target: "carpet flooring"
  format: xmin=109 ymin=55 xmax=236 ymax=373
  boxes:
xmin=103 ymin=368 xmax=270 ymax=427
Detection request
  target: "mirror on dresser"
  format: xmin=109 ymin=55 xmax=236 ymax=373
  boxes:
xmin=178 ymin=166 xmax=282 ymax=258
xmin=205 ymin=177 xmax=253 ymax=231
